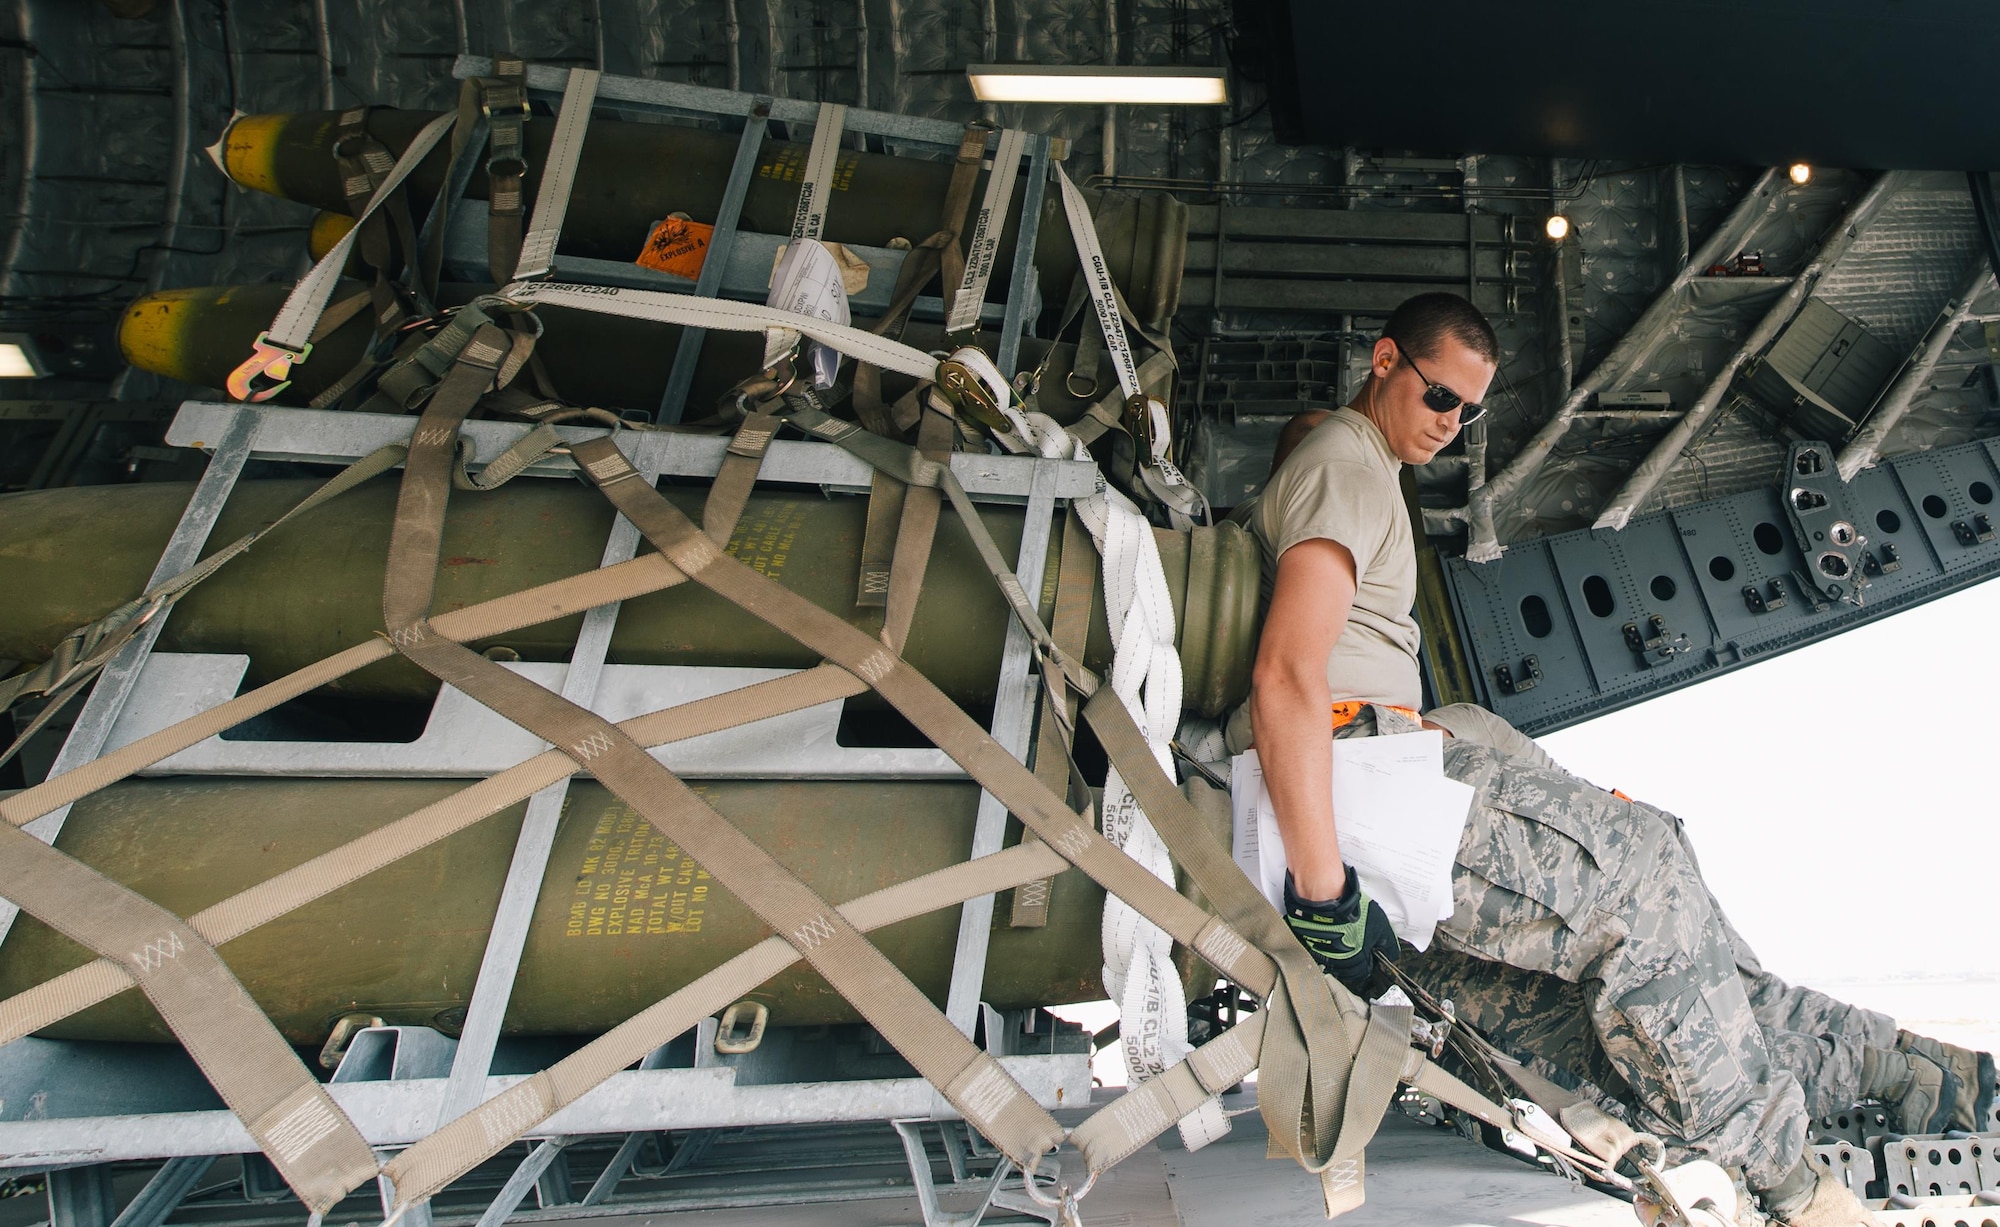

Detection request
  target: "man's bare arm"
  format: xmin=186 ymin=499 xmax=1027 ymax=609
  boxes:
xmin=1248 ymin=537 xmax=1357 ymax=901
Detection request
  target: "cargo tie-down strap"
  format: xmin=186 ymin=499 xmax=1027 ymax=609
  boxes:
xmin=0 ymin=440 xmax=411 ymax=767
xmin=478 ymin=54 xmax=531 ymax=284
xmin=0 ymin=353 xmax=1626 ymax=1221
xmin=944 ymin=126 xmax=1031 ymax=338
xmin=508 ymin=66 xmax=602 ymax=283
xmin=0 ymin=269 xmax=1673 ymax=1221
xmin=2 ymin=159 xmax=1678 ymax=1224
xmin=0 ymin=292 xmax=1568 ymax=1219
xmin=849 ymin=123 xmax=990 ymax=436
xmin=327 ymin=107 xmax=424 ymax=358
xmin=226 ymin=109 xmax=458 ymax=403
xmin=1050 ymin=167 xmax=1206 ymax=530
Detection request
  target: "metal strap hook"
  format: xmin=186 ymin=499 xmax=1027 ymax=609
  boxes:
xmin=226 ymin=332 xmax=312 ymax=402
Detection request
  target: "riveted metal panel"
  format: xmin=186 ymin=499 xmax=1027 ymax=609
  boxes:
xmin=1843 ymin=464 xmax=1943 ymax=600
xmin=1543 ymin=518 xmax=1714 ymax=697
xmin=1672 ymin=489 xmax=1808 ymax=648
xmin=1890 ymin=446 xmax=2000 ymax=575
xmin=1444 ymin=545 xmax=1592 ymax=729
xmin=1442 ymin=437 xmax=2000 ymax=734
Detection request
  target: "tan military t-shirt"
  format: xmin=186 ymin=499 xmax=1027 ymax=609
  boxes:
xmin=1227 ymin=407 xmax=1421 ymax=749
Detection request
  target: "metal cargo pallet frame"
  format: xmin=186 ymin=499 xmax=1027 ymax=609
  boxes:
xmin=446 ymin=55 xmax=1057 ymax=425
xmin=0 ymin=61 xmax=1095 ymax=1227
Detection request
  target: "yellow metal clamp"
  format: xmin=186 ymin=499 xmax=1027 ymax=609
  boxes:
xmin=226 ymin=332 xmax=312 ymax=403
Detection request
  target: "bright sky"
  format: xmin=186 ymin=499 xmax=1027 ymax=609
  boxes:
xmin=1539 ymin=571 xmax=2000 ymax=983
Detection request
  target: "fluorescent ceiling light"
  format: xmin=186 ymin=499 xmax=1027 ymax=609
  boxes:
xmin=0 ymin=333 xmax=48 ymax=379
xmin=967 ymin=65 xmax=1229 ymax=105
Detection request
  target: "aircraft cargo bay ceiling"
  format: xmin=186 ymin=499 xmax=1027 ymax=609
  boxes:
xmin=4 ymin=5 xmax=2000 ymax=1222
xmin=3 ymin=0 xmax=1999 ymax=723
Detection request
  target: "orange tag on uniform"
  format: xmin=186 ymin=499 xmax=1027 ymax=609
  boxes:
xmin=636 ymin=216 xmax=713 ymax=279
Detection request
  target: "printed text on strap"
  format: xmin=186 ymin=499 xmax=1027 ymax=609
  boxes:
xmin=945 ymin=127 xmax=1029 ymax=335
xmin=791 ymin=102 xmax=847 ymax=241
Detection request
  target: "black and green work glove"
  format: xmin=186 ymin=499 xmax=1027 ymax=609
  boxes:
xmin=1283 ymin=864 xmax=1399 ymax=995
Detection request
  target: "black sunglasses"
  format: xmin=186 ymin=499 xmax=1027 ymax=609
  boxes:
xmin=1390 ymin=339 xmax=1488 ymax=425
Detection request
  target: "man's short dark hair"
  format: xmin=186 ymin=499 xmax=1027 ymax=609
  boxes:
xmin=1382 ymin=292 xmax=1499 ymax=365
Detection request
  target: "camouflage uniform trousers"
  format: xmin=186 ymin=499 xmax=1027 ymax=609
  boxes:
xmin=1413 ymin=703 xmax=1896 ymax=1122
xmin=1347 ymin=704 xmax=1805 ymax=1190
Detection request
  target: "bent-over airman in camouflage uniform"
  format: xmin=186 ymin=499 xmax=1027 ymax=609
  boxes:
xmin=1410 ymin=703 xmax=1897 ymax=1124
xmin=1347 ymin=704 xmax=1807 ymax=1188
xmin=1241 ymin=297 xmax=1984 ymax=1222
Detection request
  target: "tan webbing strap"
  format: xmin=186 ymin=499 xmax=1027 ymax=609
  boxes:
xmin=850 ymin=376 xmax=899 ymax=437
xmin=1063 ymin=1009 xmax=1549 ymax=1208
xmin=1304 ymin=997 xmax=1411 ymax=1218
xmin=451 ymin=423 xmax=567 ymax=492
xmin=1072 ymin=303 xmax=1106 ymax=400
xmin=1070 ymin=1009 xmax=1267 ymax=1172
xmin=830 ymin=413 xmax=1078 ymax=682
xmin=879 ymin=402 xmax=956 ymax=647
xmin=482 ymin=54 xmax=530 ymax=284
xmin=415 ymin=78 xmax=483 ymax=303
xmin=702 ymin=411 xmax=780 ymax=541
xmin=1558 ymin=1101 xmax=1664 ymax=1176
xmin=330 ymin=107 xmax=412 ymax=309
xmin=379 ymin=328 xmax=513 ymax=629
xmin=0 ymin=825 xmax=378 ymax=1211
xmin=317 ymin=107 xmax=428 ymax=414
xmin=856 ymin=471 xmax=908 ymax=608
xmin=376 ymin=376 xmax=1065 ymax=1168
xmin=0 ymin=440 xmax=411 ymax=764
xmin=1011 ymin=509 xmax=1097 ymax=928
xmin=510 ymin=67 xmax=601 ymax=282
xmin=568 ymin=437 xmax=1271 ymax=996
xmin=884 ymin=126 xmax=989 ymax=335
xmin=310 ymin=289 xmax=374 ymax=344
xmin=1064 ymin=351 xmax=1178 ymax=448
xmin=1402 ymin=1050 xmax=1514 ymax=1132
xmin=1496 ymin=1053 xmax=1665 ymax=1174
xmin=774 ymin=408 xmax=1104 ymax=726
xmin=1081 ymin=695 xmax=1357 ymax=1168
xmin=382 ymin=837 xmax=1071 ymax=1205
xmin=0 ymin=661 xmax=869 ymax=1046
xmin=849 ymin=126 xmax=990 ymax=431
xmin=933 ymin=126 xmax=990 ymax=324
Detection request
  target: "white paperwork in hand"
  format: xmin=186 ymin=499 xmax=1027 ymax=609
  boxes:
xmin=1230 ymin=731 xmax=1476 ymax=950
